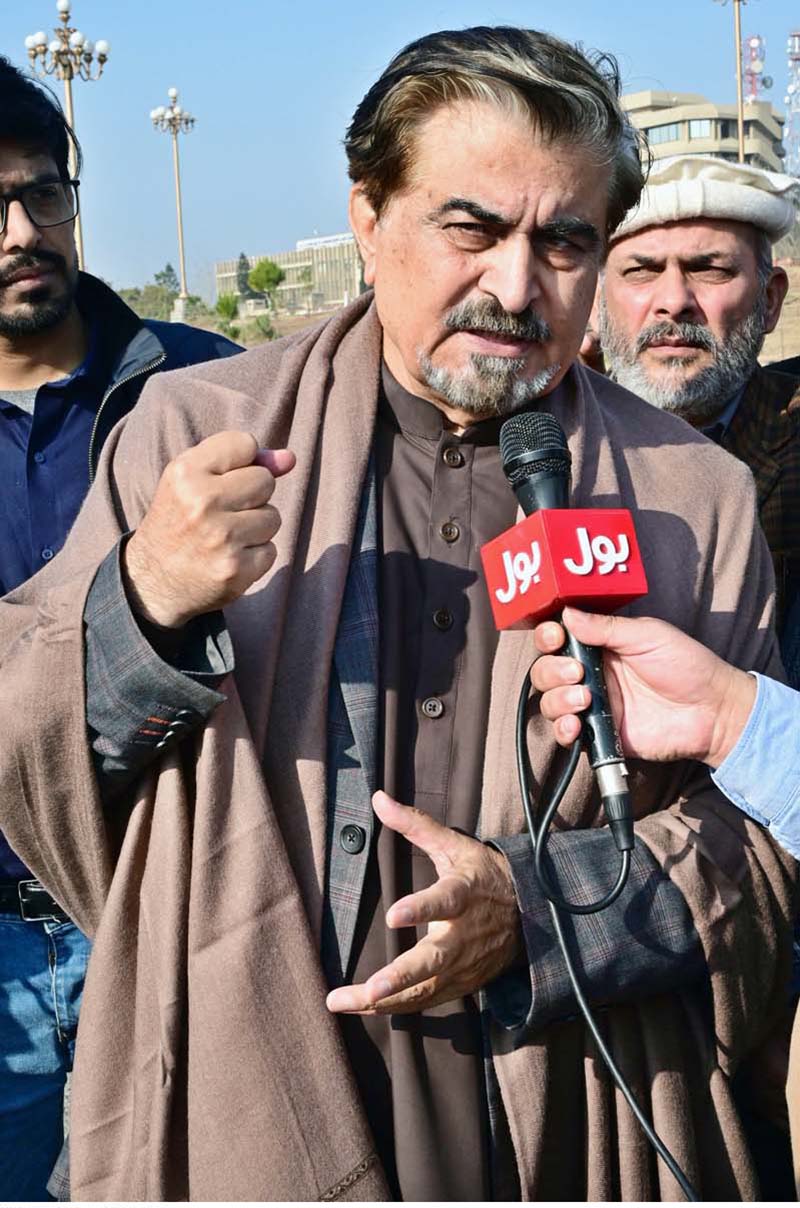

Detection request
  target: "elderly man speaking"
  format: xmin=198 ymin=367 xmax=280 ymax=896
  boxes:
xmin=599 ymin=155 xmax=800 ymax=685
xmin=0 ymin=27 xmax=793 ymax=1203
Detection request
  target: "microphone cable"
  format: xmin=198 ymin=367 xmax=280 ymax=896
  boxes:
xmin=515 ymin=665 xmax=699 ymax=1202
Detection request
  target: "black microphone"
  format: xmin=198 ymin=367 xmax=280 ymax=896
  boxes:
xmin=499 ymin=410 xmax=634 ymax=852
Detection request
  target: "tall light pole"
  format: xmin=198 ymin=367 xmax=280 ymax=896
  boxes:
xmin=25 ymin=0 xmax=110 ymax=270
xmin=714 ymin=0 xmax=747 ymax=162
xmin=151 ymin=90 xmax=195 ymax=320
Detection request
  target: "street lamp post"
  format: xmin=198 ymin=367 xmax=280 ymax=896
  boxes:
xmin=25 ymin=0 xmax=110 ymax=270
xmin=150 ymin=90 xmax=195 ymax=319
xmin=714 ymin=0 xmax=747 ymax=162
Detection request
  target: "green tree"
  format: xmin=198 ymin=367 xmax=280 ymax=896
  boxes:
xmin=118 ymin=283 xmax=174 ymax=321
xmin=185 ymin=294 xmax=212 ymax=322
xmin=154 ymin=263 xmax=180 ymax=295
xmin=253 ymin=314 xmax=276 ymax=341
xmin=236 ymin=252 xmax=254 ymax=299
xmin=248 ymin=258 xmax=285 ymax=311
xmin=215 ymin=293 xmax=239 ymax=323
xmin=117 ymin=281 xmax=214 ymax=325
xmin=214 ymin=293 xmax=240 ymax=342
xmin=117 ymin=286 xmax=142 ymax=312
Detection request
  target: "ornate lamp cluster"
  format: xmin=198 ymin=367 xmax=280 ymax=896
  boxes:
xmin=24 ymin=1 xmax=110 ymax=268
xmin=22 ymin=6 xmax=198 ymax=297
xmin=149 ymin=89 xmax=197 ymax=306
xmin=25 ymin=0 xmax=109 ymax=83
xmin=150 ymin=88 xmax=195 ymax=135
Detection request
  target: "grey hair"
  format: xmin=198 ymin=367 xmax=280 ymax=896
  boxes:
xmin=754 ymin=228 xmax=773 ymax=287
xmin=344 ymin=26 xmax=646 ymax=237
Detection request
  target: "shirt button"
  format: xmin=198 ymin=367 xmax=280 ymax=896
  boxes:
xmin=166 ymin=719 xmax=191 ymax=735
xmin=442 ymin=447 xmax=464 ymax=468
xmin=41 ymin=546 xmax=54 ymax=561
xmin=421 ymin=696 xmax=444 ymax=719
xmin=439 ymin=520 xmax=460 ymax=543
xmin=340 ymin=824 xmax=367 ymax=855
xmin=33 ymin=451 xmax=46 ymax=464
xmin=433 ymin=608 xmax=453 ymax=631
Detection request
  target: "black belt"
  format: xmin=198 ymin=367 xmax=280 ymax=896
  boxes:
xmin=0 ymin=879 xmax=70 ymax=922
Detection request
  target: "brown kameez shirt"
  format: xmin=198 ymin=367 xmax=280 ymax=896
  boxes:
xmin=338 ymin=364 xmax=533 ymax=1201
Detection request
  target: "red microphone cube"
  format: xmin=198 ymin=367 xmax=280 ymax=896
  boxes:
xmin=481 ymin=508 xmax=648 ymax=630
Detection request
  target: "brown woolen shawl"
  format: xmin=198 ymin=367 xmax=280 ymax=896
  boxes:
xmin=484 ymin=364 xmax=795 ymax=1199
xmin=0 ymin=296 xmax=793 ymax=1200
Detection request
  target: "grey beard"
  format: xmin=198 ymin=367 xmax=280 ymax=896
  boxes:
xmin=418 ymin=296 xmax=560 ymax=418
xmin=418 ymin=351 xmax=560 ymax=417
xmin=600 ymin=293 xmax=767 ymax=426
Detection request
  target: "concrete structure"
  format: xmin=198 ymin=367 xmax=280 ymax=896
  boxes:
xmin=215 ymin=233 xmax=364 ymax=314
xmin=623 ymin=90 xmax=786 ymax=172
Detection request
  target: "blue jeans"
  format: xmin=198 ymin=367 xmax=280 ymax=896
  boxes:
xmin=0 ymin=913 xmax=90 ymax=1201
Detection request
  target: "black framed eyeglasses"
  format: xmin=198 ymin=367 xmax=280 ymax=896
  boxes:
xmin=0 ymin=178 xmax=80 ymax=235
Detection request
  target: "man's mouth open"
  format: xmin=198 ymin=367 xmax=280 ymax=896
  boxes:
xmin=461 ymin=328 xmax=538 ymax=356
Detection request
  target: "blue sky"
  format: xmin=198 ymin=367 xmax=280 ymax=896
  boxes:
xmin=2 ymin=0 xmax=794 ymax=299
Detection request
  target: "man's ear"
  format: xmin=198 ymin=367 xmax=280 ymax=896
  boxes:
xmin=763 ymin=265 xmax=789 ymax=335
xmin=349 ymin=186 xmax=378 ymax=286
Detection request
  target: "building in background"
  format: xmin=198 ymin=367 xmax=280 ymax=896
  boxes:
xmin=215 ymin=233 xmax=363 ymax=313
xmin=623 ymin=90 xmax=786 ymax=172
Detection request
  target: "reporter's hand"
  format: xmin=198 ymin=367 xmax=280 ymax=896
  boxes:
xmin=123 ymin=432 xmax=295 ymax=629
xmin=325 ymin=792 xmax=522 ymax=1015
xmin=532 ymin=608 xmax=756 ymax=768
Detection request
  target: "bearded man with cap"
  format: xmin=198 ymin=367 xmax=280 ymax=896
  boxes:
xmin=600 ymin=156 xmax=800 ymax=687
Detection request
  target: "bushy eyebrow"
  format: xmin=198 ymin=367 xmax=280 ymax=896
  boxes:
xmin=623 ymin=251 xmax=738 ymax=269
xmin=432 ymin=199 xmax=600 ymax=248
xmin=0 ymin=173 xmax=64 ymax=198
xmin=537 ymin=216 xmax=600 ymax=249
xmin=432 ymin=197 xmax=508 ymax=224
xmin=683 ymin=252 xmax=738 ymax=270
xmin=625 ymin=254 xmax=661 ymax=268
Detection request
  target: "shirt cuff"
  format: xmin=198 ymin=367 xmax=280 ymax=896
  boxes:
xmin=485 ymin=828 xmax=704 ymax=1045
xmin=84 ymin=538 xmax=235 ymax=795
xmin=712 ymin=672 xmax=800 ymax=859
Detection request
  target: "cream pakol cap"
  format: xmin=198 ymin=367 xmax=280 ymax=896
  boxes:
xmin=610 ymin=155 xmax=800 ymax=245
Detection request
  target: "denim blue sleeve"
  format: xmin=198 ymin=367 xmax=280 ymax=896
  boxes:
xmin=712 ymin=672 xmax=800 ymax=860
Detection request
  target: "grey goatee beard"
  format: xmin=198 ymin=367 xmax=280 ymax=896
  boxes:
xmin=599 ymin=291 xmax=768 ymax=426
xmin=418 ymin=297 xmax=561 ymax=418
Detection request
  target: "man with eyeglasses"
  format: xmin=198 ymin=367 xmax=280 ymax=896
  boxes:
xmin=0 ymin=56 xmax=240 ymax=1202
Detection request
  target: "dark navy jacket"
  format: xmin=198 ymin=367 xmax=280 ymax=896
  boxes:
xmin=80 ymin=272 xmax=242 ymax=479
xmin=0 ymin=272 xmax=240 ymax=879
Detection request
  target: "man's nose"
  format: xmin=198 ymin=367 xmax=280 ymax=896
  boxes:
xmin=650 ymin=266 xmax=701 ymax=323
xmin=2 ymin=199 xmax=42 ymax=254
xmin=480 ymin=236 xmax=541 ymax=315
